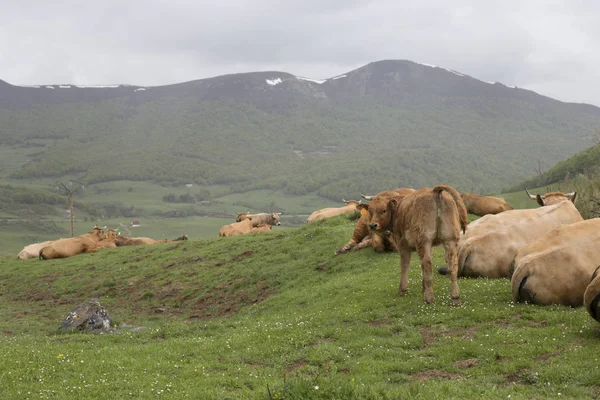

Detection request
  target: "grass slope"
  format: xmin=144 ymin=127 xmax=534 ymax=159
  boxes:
xmin=0 ymin=215 xmax=598 ymax=399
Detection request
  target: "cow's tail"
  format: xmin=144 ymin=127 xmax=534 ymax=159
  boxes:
xmin=585 ymin=265 xmax=600 ymax=322
xmin=433 ymin=184 xmax=468 ymax=234
xmin=511 ymin=263 xmax=535 ymax=304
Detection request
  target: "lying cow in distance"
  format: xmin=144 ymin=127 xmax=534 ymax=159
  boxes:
xmin=584 ymin=267 xmax=600 ymax=323
xmin=17 ymin=240 xmax=55 ymax=260
xmin=460 ymin=193 xmax=513 ymax=216
xmin=358 ymin=184 xmax=468 ymax=305
xmin=336 ymin=188 xmax=415 ymax=255
xmin=236 ymin=212 xmax=281 ymax=226
xmin=250 ymin=223 xmax=272 ymax=233
xmin=306 ymin=200 xmax=361 ymax=223
xmin=116 ymin=234 xmax=188 ymax=246
xmin=525 ymin=188 xmax=576 ymax=206
xmin=39 ymin=226 xmax=108 ymax=260
xmin=511 ymin=218 xmax=600 ymax=307
xmin=219 ymin=218 xmax=264 ymax=237
xmin=443 ymin=201 xmax=583 ymax=278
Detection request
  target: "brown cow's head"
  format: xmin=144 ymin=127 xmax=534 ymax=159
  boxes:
xmin=525 ymin=188 xmax=577 ymax=206
xmin=272 ymin=213 xmax=281 ymax=226
xmin=236 ymin=212 xmax=250 ymax=222
xmin=342 ymin=199 xmax=361 ymax=207
xmin=89 ymin=226 xmax=107 ymax=239
xmin=356 ymin=196 xmax=397 ymax=233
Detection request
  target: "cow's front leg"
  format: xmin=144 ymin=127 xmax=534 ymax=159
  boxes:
xmin=417 ymin=243 xmax=434 ymax=304
xmin=444 ymin=240 xmax=461 ymax=306
xmin=398 ymin=246 xmax=411 ymax=296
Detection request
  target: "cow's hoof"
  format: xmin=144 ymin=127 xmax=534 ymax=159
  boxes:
xmin=398 ymin=289 xmax=408 ymax=296
xmin=423 ymin=295 xmax=434 ymax=304
xmin=451 ymin=296 xmax=462 ymax=307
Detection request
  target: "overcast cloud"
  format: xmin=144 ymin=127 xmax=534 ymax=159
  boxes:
xmin=1 ymin=0 xmax=599 ymax=105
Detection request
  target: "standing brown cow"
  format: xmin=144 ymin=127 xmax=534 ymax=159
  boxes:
xmin=336 ymin=188 xmax=415 ymax=255
xmin=460 ymin=193 xmax=513 ymax=216
xmin=358 ymin=185 xmax=468 ymax=305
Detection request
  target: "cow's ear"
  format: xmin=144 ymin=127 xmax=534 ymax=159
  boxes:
xmin=389 ymin=198 xmax=398 ymax=209
xmin=536 ymin=194 xmax=545 ymax=207
xmin=570 ymin=192 xmax=577 ymax=203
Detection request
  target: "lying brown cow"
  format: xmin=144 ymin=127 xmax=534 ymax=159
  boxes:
xmin=116 ymin=234 xmax=188 ymax=246
xmin=236 ymin=212 xmax=281 ymax=226
xmin=460 ymin=193 xmax=513 ymax=216
xmin=39 ymin=226 xmax=108 ymax=260
xmin=306 ymin=200 xmax=361 ymax=223
xmin=584 ymin=267 xmax=600 ymax=323
xmin=525 ymin=188 xmax=577 ymax=206
xmin=511 ymin=218 xmax=600 ymax=306
xmin=219 ymin=218 xmax=264 ymax=237
xmin=448 ymin=201 xmax=582 ymax=278
xmin=336 ymin=188 xmax=415 ymax=255
xmin=17 ymin=240 xmax=55 ymax=260
xmin=250 ymin=223 xmax=272 ymax=233
xmin=358 ymin=184 xmax=468 ymax=305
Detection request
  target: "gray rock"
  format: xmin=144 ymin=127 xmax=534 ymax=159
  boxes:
xmin=59 ymin=298 xmax=112 ymax=331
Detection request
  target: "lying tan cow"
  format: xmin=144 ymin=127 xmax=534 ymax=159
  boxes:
xmin=116 ymin=234 xmax=188 ymax=246
xmin=236 ymin=212 xmax=281 ymax=226
xmin=449 ymin=201 xmax=583 ymax=278
xmin=525 ymin=188 xmax=577 ymax=206
xmin=306 ymin=200 xmax=361 ymax=223
xmin=95 ymin=230 xmax=120 ymax=249
xmin=17 ymin=240 xmax=55 ymax=260
xmin=460 ymin=193 xmax=513 ymax=216
xmin=511 ymin=218 xmax=600 ymax=306
xmin=219 ymin=218 xmax=264 ymax=237
xmin=336 ymin=188 xmax=415 ymax=255
xmin=584 ymin=267 xmax=600 ymax=323
xmin=250 ymin=224 xmax=272 ymax=233
xmin=358 ymin=185 xmax=468 ymax=305
xmin=39 ymin=226 xmax=108 ymax=260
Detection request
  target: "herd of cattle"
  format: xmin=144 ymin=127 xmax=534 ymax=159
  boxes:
xmin=15 ymin=185 xmax=600 ymax=324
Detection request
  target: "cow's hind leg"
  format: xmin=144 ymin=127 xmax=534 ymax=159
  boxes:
xmin=398 ymin=247 xmax=411 ymax=296
xmin=417 ymin=242 xmax=434 ymax=304
xmin=444 ymin=240 xmax=461 ymax=306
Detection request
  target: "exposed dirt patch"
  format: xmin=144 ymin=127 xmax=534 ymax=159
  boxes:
xmin=285 ymin=360 xmax=308 ymax=373
xmin=368 ymin=318 xmax=391 ymax=327
xmin=412 ymin=369 xmax=463 ymax=381
xmin=337 ymin=368 xmax=350 ymax=374
xmin=534 ymin=351 xmax=560 ymax=362
xmin=316 ymin=263 xmax=328 ymax=272
xmin=232 ymin=250 xmax=254 ymax=261
xmin=162 ymin=263 xmax=176 ymax=269
xmin=504 ymin=369 xmax=539 ymax=385
xmin=453 ymin=358 xmax=479 ymax=369
xmin=419 ymin=324 xmax=479 ymax=349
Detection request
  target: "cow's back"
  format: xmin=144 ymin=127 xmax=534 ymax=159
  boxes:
xmin=512 ymin=218 xmax=600 ymax=306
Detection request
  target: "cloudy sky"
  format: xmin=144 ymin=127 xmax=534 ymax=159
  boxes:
xmin=1 ymin=0 xmax=599 ymax=105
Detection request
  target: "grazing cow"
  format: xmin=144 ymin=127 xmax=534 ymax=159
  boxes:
xmin=460 ymin=193 xmax=513 ymax=216
xmin=236 ymin=212 xmax=281 ymax=226
xmin=336 ymin=188 xmax=415 ymax=255
xmin=306 ymin=200 xmax=361 ymax=223
xmin=358 ymin=185 xmax=468 ymax=305
xmin=525 ymin=188 xmax=577 ymax=206
xmin=17 ymin=240 xmax=55 ymax=260
xmin=584 ymin=266 xmax=600 ymax=323
xmin=448 ymin=201 xmax=583 ymax=278
xmin=219 ymin=218 xmax=264 ymax=237
xmin=39 ymin=226 xmax=108 ymax=260
xmin=115 ymin=234 xmax=188 ymax=246
xmin=511 ymin=218 xmax=600 ymax=306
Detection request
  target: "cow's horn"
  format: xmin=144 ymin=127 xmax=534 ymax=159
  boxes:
xmin=360 ymin=193 xmax=373 ymax=200
xmin=524 ymin=188 xmax=537 ymax=200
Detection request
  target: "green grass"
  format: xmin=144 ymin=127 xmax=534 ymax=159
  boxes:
xmin=0 ymin=215 xmax=598 ymax=399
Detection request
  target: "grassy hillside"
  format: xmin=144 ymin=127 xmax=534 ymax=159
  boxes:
xmin=0 ymin=215 xmax=598 ymax=399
